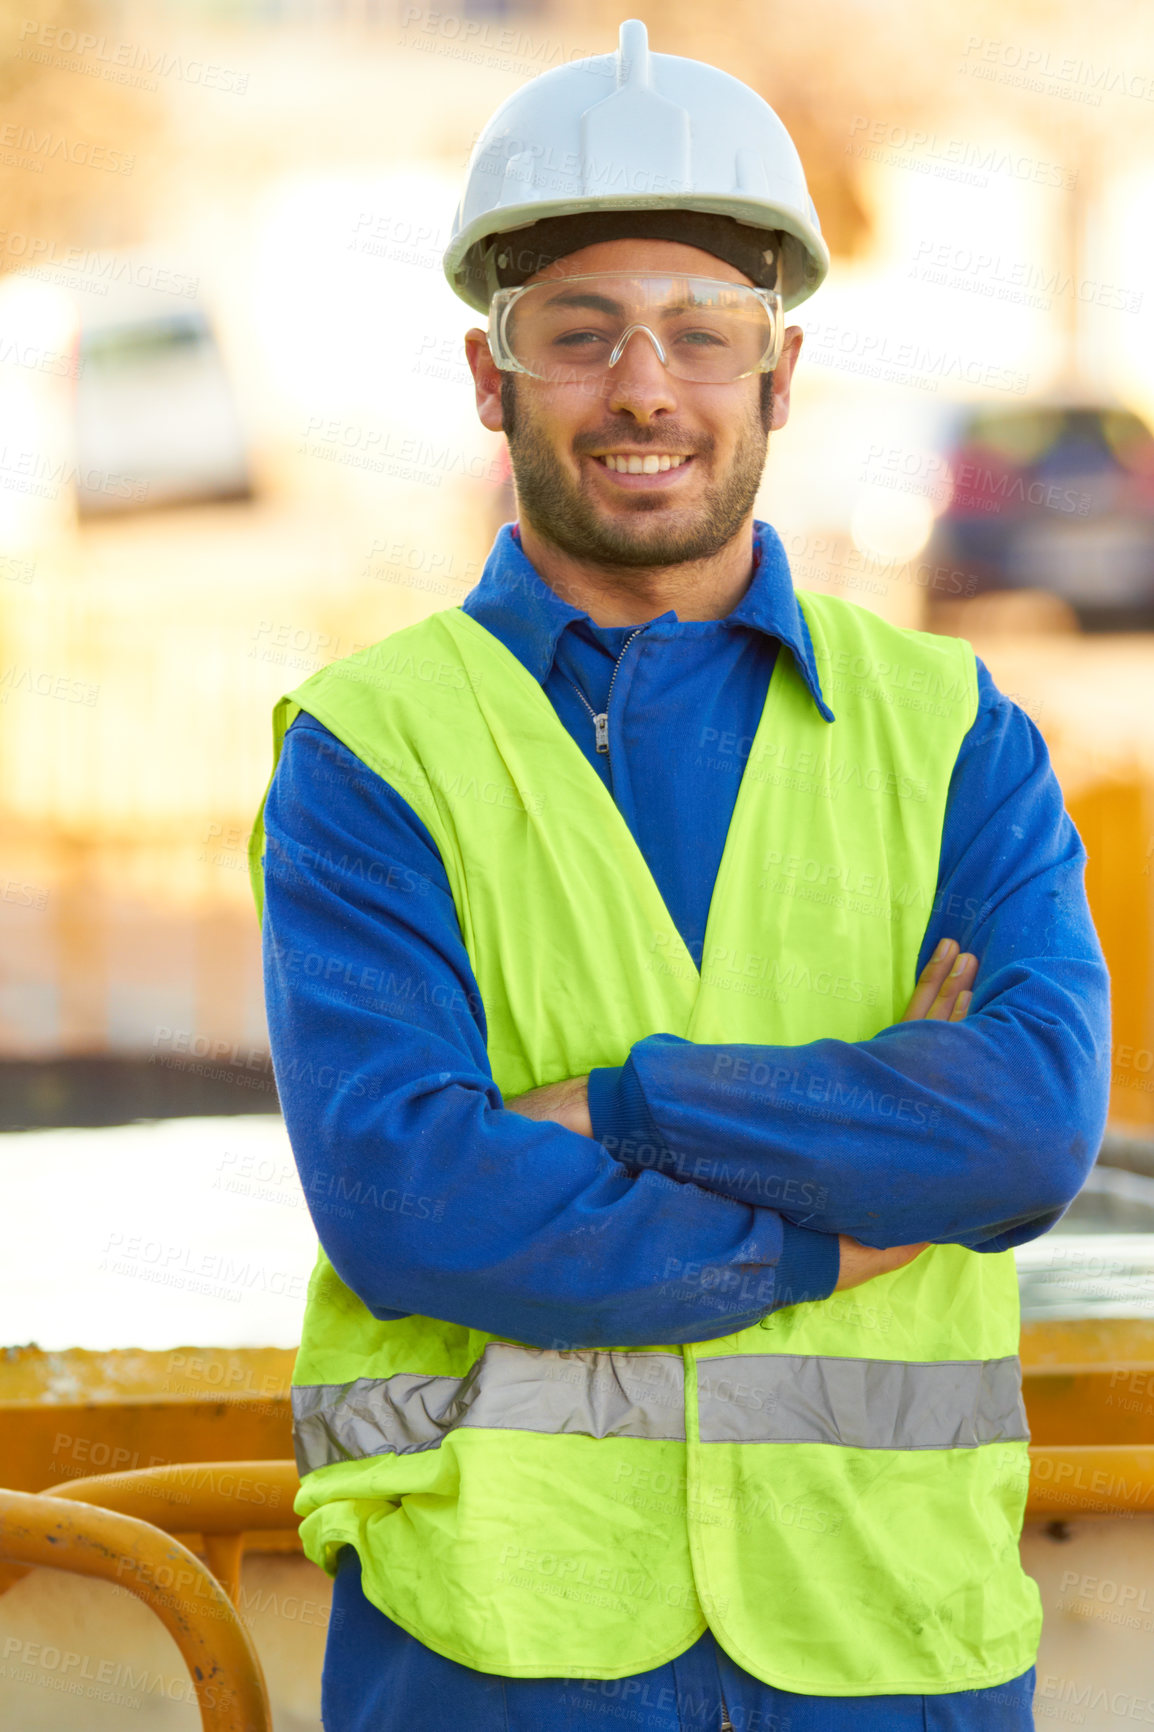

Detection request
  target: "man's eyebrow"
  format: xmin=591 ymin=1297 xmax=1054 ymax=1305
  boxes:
xmin=540 ymin=290 xmax=626 ymax=315
xmin=539 ymin=291 xmax=704 ymax=317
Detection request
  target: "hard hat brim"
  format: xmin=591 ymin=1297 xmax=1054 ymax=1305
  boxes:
xmin=445 ymin=194 xmax=830 ymax=317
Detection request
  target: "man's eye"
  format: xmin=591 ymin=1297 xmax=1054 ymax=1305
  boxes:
xmin=674 ymin=328 xmax=727 ymax=347
xmin=552 ymin=330 xmax=610 ymax=348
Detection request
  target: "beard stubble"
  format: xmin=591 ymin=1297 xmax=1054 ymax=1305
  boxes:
xmin=500 ymin=374 xmax=774 ymax=572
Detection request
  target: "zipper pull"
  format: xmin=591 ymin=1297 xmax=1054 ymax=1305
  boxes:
xmin=593 ymin=712 xmax=609 ymax=753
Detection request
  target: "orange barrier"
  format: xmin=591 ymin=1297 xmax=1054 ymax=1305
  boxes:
xmin=0 ymin=1343 xmax=295 ymax=1532
xmin=1066 ymin=774 xmax=1154 ymax=1132
xmin=43 ymin=1460 xmax=302 ymax=1605
xmin=1026 ymin=1446 xmax=1154 ymax=1518
xmin=0 ymin=1486 xmax=270 ymax=1732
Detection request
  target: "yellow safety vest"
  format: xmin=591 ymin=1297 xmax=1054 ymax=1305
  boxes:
xmin=248 ymin=590 xmax=1040 ymax=1693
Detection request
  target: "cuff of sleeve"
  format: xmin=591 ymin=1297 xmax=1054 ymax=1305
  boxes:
xmin=588 ymin=1058 xmax=663 ymax=1162
xmin=773 ymin=1221 xmax=839 ymax=1309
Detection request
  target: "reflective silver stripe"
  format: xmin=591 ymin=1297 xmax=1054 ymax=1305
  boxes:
xmin=294 ymin=1347 xmax=1028 ymax=1474
xmin=292 ymin=1343 xmax=686 ymax=1472
xmin=696 ymin=1354 xmax=1028 ymax=1449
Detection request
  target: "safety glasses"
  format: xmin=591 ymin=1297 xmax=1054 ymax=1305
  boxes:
xmin=488 ymin=272 xmax=785 ymax=385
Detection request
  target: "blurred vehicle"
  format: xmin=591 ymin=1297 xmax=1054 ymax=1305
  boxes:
xmin=74 ymin=255 xmax=252 ymax=516
xmin=926 ymin=402 xmax=1154 ymax=631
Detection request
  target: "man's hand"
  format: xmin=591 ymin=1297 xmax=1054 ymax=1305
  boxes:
xmin=504 ymin=1074 xmax=591 ymax=1137
xmin=835 ymin=936 xmax=977 ymax=1290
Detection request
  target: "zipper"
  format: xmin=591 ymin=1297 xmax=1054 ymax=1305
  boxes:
xmin=719 ymin=1686 xmax=735 ymax=1732
xmin=562 ymin=626 xmax=645 ymax=755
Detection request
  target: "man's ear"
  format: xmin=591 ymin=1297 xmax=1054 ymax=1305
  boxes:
xmin=465 ymin=329 xmax=505 ymax=434
xmin=769 ymin=326 xmax=803 ymax=432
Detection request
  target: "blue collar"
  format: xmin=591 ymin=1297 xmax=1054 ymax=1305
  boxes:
xmin=461 ymin=519 xmax=834 ymax=722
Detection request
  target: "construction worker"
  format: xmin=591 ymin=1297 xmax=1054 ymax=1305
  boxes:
xmin=249 ymin=20 xmax=1110 ymax=1730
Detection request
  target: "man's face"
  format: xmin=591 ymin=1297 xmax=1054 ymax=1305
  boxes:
xmin=467 ymin=238 xmax=800 ymax=572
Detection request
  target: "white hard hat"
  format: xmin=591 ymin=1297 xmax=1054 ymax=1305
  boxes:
xmin=443 ymin=18 xmax=829 ymax=315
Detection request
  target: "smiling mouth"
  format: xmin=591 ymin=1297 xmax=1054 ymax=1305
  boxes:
xmin=593 ymin=453 xmax=693 ymax=473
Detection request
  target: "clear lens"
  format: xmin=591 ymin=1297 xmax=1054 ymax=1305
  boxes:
xmin=494 ymin=273 xmax=780 ymax=384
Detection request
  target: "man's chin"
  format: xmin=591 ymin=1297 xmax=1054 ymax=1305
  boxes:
xmin=564 ymin=517 xmax=720 ymax=570
xmin=581 ymin=483 xmax=701 ymax=540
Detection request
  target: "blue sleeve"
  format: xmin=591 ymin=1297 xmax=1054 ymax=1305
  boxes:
xmin=261 ymin=715 xmax=837 ymax=1353
xmin=588 ymin=660 xmax=1111 ymax=1251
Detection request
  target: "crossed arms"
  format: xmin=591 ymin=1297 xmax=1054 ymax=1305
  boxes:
xmin=506 ymin=939 xmax=978 ymax=1294
xmin=261 ymin=685 xmax=1110 ymax=1349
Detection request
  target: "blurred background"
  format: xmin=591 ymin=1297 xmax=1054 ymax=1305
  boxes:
xmin=2 ymin=0 xmax=1154 ymax=1140
xmin=3 ymin=4 xmax=1154 ymax=1726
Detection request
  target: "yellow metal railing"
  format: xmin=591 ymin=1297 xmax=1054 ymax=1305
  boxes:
xmin=26 ymin=1447 xmax=1154 ymax=1554
xmin=42 ymin=1459 xmax=302 ymax=1605
xmin=0 ymin=1486 xmax=270 ymax=1732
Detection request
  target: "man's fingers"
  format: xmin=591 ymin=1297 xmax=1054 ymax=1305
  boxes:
xmin=901 ymin=941 xmax=978 ymax=1023
xmin=835 ymin=1236 xmax=931 ymax=1292
xmin=901 ymin=938 xmax=959 ymax=1021
xmin=925 ymin=950 xmax=977 ymax=1020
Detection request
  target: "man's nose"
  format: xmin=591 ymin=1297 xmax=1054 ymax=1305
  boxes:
xmin=604 ymin=326 xmax=678 ymax=423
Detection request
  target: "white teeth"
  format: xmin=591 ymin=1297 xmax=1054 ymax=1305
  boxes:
xmin=600 ymin=454 xmax=688 ymax=472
